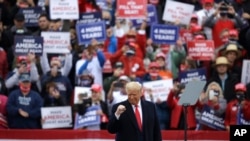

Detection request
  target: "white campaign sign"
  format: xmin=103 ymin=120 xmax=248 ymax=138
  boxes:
xmin=41 ymin=32 xmax=70 ymax=53
xmin=143 ymin=79 xmax=173 ymax=103
xmin=74 ymin=86 xmax=92 ymax=104
xmin=162 ymin=0 xmax=194 ymax=25
xmin=241 ymin=59 xmax=250 ymax=85
xmin=50 ymin=0 xmax=79 ymax=20
xmin=41 ymin=106 xmax=72 ymax=129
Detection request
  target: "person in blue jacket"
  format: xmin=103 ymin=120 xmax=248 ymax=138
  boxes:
xmin=7 ymin=73 xmax=43 ymax=129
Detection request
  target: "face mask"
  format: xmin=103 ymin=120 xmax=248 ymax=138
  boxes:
xmin=126 ymin=50 xmax=135 ymax=56
xmin=236 ymin=92 xmax=245 ymax=102
xmin=19 ymin=83 xmax=31 ymax=93
xmin=80 ymin=79 xmax=92 ymax=86
xmin=149 ymin=72 xmax=158 ymax=77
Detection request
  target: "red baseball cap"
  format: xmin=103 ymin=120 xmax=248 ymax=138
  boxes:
xmin=91 ymin=84 xmax=102 ymax=93
xmin=235 ymin=83 xmax=246 ymax=92
xmin=203 ymin=0 xmax=214 ymax=4
xmin=155 ymin=52 xmax=166 ymax=60
xmin=17 ymin=56 xmax=27 ymax=63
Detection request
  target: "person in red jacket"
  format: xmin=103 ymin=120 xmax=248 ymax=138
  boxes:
xmin=224 ymin=83 xmax=250 ymax=131
xmin=109 ymin=44 xmax=146 ymax=80
xmin=116 ymin=26 xmax=147 ymax=59
xmin=78 ymin=0 xmax=101 ymax=13
xmin=167 ymin=81 xmax=201 ymax=130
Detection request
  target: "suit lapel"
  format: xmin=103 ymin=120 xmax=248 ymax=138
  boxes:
xmin=141 ymin=100 xmax=147 ymax=130
xmin=124 ymin=100 xmax=139 ymax=130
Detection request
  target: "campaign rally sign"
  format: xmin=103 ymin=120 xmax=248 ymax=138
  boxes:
xmin=19 ymin=7 xmax=43 ymax=27
xmin=76 ymin=21 xmax=106 ymax=45
xmin=199 ymin=105 xmax=225 ymax=130
xmin=150 ymin=24 xmax=179 ymax=44
xmin=131 ymin=4 xmax=158 ymax=27
xmin=179 ymin=68 xmax=206 ymax=84
xmin=14 ymin=36 xmax=43 ymax=56
xmin=74 ymin=105 xmax=101 ymax=129
xmin=163 ymin=0 xmax=194 ymax=25
xmin=241 ymin=59 xmax=250 ymax=85
xmin=239 ymin=111 xmax=250 ymax=125
xmin=74 ymin=86 xmax=91 ymax=104
xmin=50 ymin=0 xmax=79 ymax=20
xmin=179 ymin=29 xmax=193 ymax=43
xmin=78 ymin=12 xmax=102 ymax=24
xmin=143 ymin=79 xmax=173 ymax=103
xmin=41 ymin=32 xmax=70 ymax=54
xmin=41 ymin=106 xmax=72 ymax=129
xmin=117 ymin=0 xmax=147 ymax=19
xmin=187 ymin=40 xmax=215 ymax=61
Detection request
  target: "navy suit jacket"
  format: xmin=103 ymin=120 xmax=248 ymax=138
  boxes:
xmin=107 ymin=99 xmax=162 ymax=141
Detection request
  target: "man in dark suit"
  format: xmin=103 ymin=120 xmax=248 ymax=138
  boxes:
xmin=107 ymin=81 xmax=162 ymax=141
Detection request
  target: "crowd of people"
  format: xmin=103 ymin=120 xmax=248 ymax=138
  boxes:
xmin=0 ymin=0 xmax=250 ymax=132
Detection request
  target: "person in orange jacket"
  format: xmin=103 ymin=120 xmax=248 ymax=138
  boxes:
xmin=224 ymin=83 xmax=250 ymax=131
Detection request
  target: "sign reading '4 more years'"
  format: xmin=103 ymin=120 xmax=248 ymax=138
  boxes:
xmin=41 ymin=106 xmax=72 ymax=129
xmin=117 ymin=0 xmax=147 ymax=19
xmin=76 ymin=21 xmax=106 ymax=45
xmin=150 ymin=24 xmax=179 ymax=44
xmin=14 ymin=36 xmax=43 ymax=56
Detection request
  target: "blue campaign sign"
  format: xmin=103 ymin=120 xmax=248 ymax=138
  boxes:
xmin=19 ymin=7 xmax=43 ymax=27
xmin=14 ymin=35 xmax=43 ymax=56
xmin=78 ymin=12 xmax=102 ymax=24
xmin=150 ymin=24 xmax=179 ymax=44
xmin=179 ymin=68 xmax=207 ymax=84
xmin=131 ymin=4 xmax=158 ymax=27
xmin=199 ymin=105 xmax=226 ymax=130
xmin=76 ymin=21 xmax=107 ymax=45
xmin=74 ymin=105 xmax=101 ymax=129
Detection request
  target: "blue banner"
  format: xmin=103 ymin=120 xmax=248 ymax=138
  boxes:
xmin=132 ymin=4 xmax=158 ymax=27
xmin=150 ymin=24 xmax=179 ymax=44
xmin=78 ymin=12 xmax=102 ymax=24
xmin=76 ymin=21 xmax=106 ymax=45
xmin=14 ymin=36 xmax=43 ymax=56
xmin=239 ymin=110 xmax=250 ymax=125
xmin=19 ymin=7 xmax=43 ymax=27
xmin=179 ymin=68 xmax=207 ymax=84
xmin=199 ymin=105 xmax=225 ymax=130
xmin=74 ymin=105 xmax=101 ymax=129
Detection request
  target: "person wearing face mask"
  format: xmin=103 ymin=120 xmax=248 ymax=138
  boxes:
xmin=224 ymin=83 xmax=250 ymax=131
xmin=203 ymin=2 xmax=245 ymax=48
xmin=77 ymin=69 xmax=94 ymax=87
xmin=6 ymin=73 xmax=43 ymax=129
xmin=5 ymin=53 xmax=40 ymax=94
xmin=109 ymin=43 xmax=146 ymax=81
xmin=40 ymin=58 xmax=73 ymax=105
xmin=195 ymin=0 xmax=216 ymax=40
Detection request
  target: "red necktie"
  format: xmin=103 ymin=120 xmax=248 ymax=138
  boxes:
xmin=135 ymin=105 xmax=142 ymax=131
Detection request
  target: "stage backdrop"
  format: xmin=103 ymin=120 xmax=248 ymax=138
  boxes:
xmin=0 ymin=130 xmax=229 ymax=141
